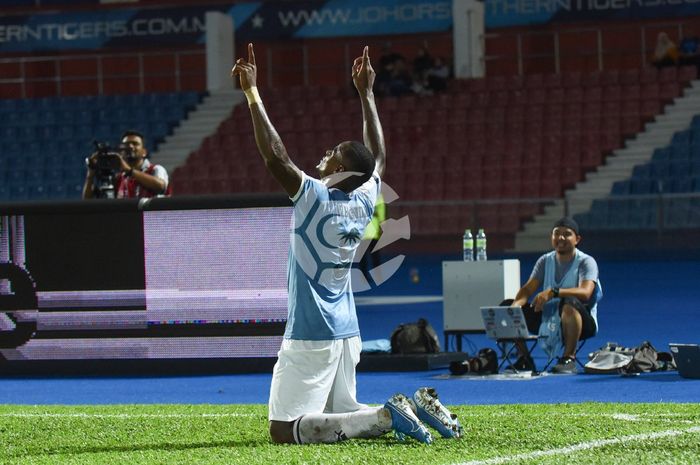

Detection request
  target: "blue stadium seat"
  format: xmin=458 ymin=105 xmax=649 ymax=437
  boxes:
xmin=37 ymin=125 xmax=58 ymax=140
xmin=671 ymin=145 xmax=690 ymax=159
xmin=691 ymin=115 xmax=700 ymax=130
xmin=664 ymin=198 xmax=690 ymax=228
xmin=44 ymin=182 xmax=64 ymax=199
xmin=3 ymin=112 xmax=23 ymax=127
xmin=628 ymin=199 xmax=656 ymax=229
xmin=0 ymin=99 xmax=17 ymax=113
xmin=5 ymin=141 xmax=22 ymax=155
xmin=669 ymin=161 xmax=691 ymax=178
xmin=27 ymin=184 xmax=50 ymax=201
xmin=17 ymin=126 xmax=36 ymax=141
xmin=9 ymin=184 xmax=28 ymax=201
xmin=611 ymin=180 xmax=630 ymax=195
xmin=650 ymin=160 xmax=671 ymax=178
xmin=670 ymin=177 xmax=693 ymax=193
xmin=651 ymin=148 xmax=671 ymax=162
xmin=55 ymin=125 xmax=76 ymax=141
xmin=671 ymin=130 xmax=691 ymax=146
xmin=0 ymin=126 xmax=17 ymax=139
xmin=630 ymin=179 xmax=659 ymax=194
xmin=632 ymin=164 xmax=652 ymax=178
xmin=75 ymin=109 xmax=93 ymax=124
xmin=180 ymin=91 xmax=201 ymax=108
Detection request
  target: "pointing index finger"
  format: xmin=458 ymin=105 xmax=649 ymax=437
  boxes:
xmin=248 ymin=43 xmax=256 ymax=66
xmin=363 ymin=46 xmax=369 ymax=63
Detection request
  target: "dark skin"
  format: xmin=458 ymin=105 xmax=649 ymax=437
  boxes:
xmin=231 ymin=44 xmax=385 ymax=198
xmin=82 ymin=134 xmax=166 ymax=199
xmin=512 ymin=226 xmax=595 ymax=360
xmin=232 ymin=43 xmax=386 ymax=444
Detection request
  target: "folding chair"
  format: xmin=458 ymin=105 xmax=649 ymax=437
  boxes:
xmin=542 ymin=338 xmax=588 ymax=372
xmin=495 ymin=335 xmax=540 ymax=372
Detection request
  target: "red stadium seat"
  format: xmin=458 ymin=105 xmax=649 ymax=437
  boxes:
xmin=621 ymin=85 xmax=641 ymax=101
xmin=659 ymin=82 xmax=681 ymax=101
xmin=619 ymin=69 xmax=640 ymax=86
xmin=679 ymin=65 xmax=698 ymax=83
xmin=639 ymin=67 xmax=658 ymax=84
xmin=562 ymin=86 xmax=583 ymax=103
xmin=561 ymin=71 xmax=582 ymax=89
xmin=544 ymin=73 xmax=562 ymax=88
xmin=658 ymin=67 xmax=678 ymax=83
xmin=601 ymin=70 xmax=619 ymax=86
xmin=641 ymin=83 xmax=660 ymax=100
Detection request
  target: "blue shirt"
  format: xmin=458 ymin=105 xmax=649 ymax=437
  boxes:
xmin=285 ymin=170 xmax=380 ymax=340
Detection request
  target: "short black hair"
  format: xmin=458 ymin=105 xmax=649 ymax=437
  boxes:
xmin=121 ymin=129 xmax=146 ymax=144
xmin=340 ymin=141 xmax=376 ymax=191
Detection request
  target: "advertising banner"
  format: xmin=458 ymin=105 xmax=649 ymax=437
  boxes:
xmin=0 ymin=0 xmax=697 ymax=52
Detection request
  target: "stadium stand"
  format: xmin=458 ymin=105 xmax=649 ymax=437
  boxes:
xmin=0 ymin=91 xmax=202 ymax=201
xmin=171 ymin=66 xmax=697 ymax=249
xmin=575 ymin=112 xmax=700 ymax=230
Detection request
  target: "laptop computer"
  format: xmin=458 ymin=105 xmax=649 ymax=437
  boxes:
xmin=669 ymin=343 xmax=700 ymax=379
xmin=480 ymin=306 xmax=534 ymax=340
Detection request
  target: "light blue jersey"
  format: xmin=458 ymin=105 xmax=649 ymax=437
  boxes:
xmin=285 ymin=171 xmax=381 ymax=340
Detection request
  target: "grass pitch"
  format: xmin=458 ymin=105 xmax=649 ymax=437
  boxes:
xmin=1 ymin=403 xmax=699 ymax=465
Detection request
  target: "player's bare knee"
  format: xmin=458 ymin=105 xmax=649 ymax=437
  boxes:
xmin=269 ymin=421 xmax=295 ymax=444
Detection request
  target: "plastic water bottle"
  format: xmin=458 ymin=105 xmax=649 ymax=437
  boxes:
xmin=462 ymin=229 xmax=474 ymax=261
xmin=475 ymin=228 xmax=487 ymax=261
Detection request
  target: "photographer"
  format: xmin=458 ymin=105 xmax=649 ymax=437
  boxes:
xmin=82 ymin=130 xmax=169 ymax=199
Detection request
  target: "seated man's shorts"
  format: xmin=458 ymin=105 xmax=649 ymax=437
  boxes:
xmin=501 ymin=298 xmax=597 ymax=340
xmin=522 ymin=297 xmax=597 ymax=340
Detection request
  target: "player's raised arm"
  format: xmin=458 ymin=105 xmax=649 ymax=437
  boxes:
xmin=352 ymin=46 xmax=385 ymax=177
xmin=231 ymin=43 xmax=302 ymax=197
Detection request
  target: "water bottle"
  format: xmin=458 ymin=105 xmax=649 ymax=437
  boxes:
xmin=462 ymin=229 xmax=474 ymax=261
xmin=475 ymin=228 xmax=487 ymax=261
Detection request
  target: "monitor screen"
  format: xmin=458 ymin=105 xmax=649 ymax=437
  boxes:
xmin=0 ymin=198 xmax=292 ymax=373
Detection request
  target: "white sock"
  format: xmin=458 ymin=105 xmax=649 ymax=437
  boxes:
xmin=292 ymin=406 xmax=392 ymax=444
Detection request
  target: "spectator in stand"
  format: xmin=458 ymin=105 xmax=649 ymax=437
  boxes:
xmin=679 ymin=30 xmax=700 ymax=72
xmin=425 ymin=57 xmax=450 ymax=93
xmin=376 ymin=42 xmax=403 ymax=97
xmin=412 ymin=44 xmax=434 ymax=88
xmin=388 ymin=57 xmax=414 ymax=97
xmin=651 ymin=32 xmax=680 ymax=69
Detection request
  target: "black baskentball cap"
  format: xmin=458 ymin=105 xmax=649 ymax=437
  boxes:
xmin=553 ymin=217 xmax=580 ymax=236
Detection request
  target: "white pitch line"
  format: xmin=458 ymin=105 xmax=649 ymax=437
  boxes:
xmin=0 ymin=413 xmax=257 ymax=419
xmin=454 ymin=425 xmax=700 ymax=465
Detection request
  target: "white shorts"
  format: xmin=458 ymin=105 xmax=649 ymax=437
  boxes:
xmin=268 ymin=336 xmax=367 ymax=422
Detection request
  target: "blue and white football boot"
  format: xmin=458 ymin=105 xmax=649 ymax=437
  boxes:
xmin=384 ymin=393 xmax=433 ymax=444
xmin=410 ymin=387 xmax=463 ymax=439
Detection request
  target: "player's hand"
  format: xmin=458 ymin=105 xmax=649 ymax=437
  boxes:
xmin=86 ymin=152 xmax=98 ymax=172
xmin=118 ymin=155 xmax=131 ymax=173
xmin=231 ymin=43 xmax=257 ymax=91
xmin=352 ymin=46 xmax=375 ymax=95
xmin=532 ymin=289 xmax=552 ymax=312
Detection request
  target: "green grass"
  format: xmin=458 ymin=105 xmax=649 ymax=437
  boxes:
xmin=1 ymin=403 xmax=699 ymax=465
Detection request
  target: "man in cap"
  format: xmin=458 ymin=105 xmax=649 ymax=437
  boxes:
xmin=510 ymin=217 xmax=602 ymax=374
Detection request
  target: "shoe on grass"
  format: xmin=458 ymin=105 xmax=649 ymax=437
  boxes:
xmin=385 ymin=393 xmax=433 ymax=444
xmin=411 ymin=387 xmax=462 ymax=439
xmin=551 ymin=356 xmax=578 ymax=374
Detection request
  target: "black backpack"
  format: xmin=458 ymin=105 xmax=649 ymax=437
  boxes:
xmin=390 ymin=318 xmax=441 ymax=354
